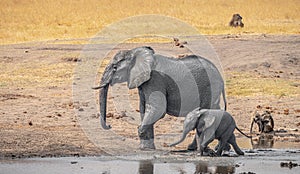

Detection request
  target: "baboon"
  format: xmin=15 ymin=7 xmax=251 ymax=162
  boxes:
xmin=229 ymin=14 xmax=244 ymax=27
xmin=250 ymin=111 xmax=274 ymax=134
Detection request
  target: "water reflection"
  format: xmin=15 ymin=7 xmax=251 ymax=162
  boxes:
xmin=138 ymin=160 xmax=235 ymax=174
xmin=251 ymin=134 xmax=274 ymax=149
xmin=195 ymin=162 xmax=235 ymax=174
xmin=139 ymin=160 xmax=153 ymax=174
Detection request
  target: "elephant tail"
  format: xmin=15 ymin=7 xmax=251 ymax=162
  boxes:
xmin=222 ymin=88 xmax=227 ymax=111
xmin=236 ymin=126 xmax=252 ymax=138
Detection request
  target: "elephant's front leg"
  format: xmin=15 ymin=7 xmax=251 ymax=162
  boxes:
xmin=138 ymin=91 xmax=167 ymax=150
xmin=188 ymin=136 xmax=198 ymax=151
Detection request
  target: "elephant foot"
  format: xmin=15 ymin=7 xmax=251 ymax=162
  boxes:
xmin=203 ymin=147 xmax=217 ymax=157
xmin=187 ymin=141 xmax=197 ymax=151
xmin=140 ymin=139 xmax=155 ymax=150
xmin=197 ymin=147 xmax=217 ymax=157
xmin=214 ymin=143 xmax=231 ymax=151
xmin=221 ymin=151 xmax=230 ymax=157
xmin=236 ymin=151 xmax=244 ymax=156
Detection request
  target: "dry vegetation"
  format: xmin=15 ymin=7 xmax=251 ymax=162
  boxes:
xmin=225 ymin=71 xmax=299 ymax=97
xmin=1 ymin=0 xmax=300 ymax=44
xmin=0 ymin=61 xmax=74 ymax=88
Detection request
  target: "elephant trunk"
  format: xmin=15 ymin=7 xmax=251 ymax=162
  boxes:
xmin=94 ymin=67 xmax=114 ymax=130
xmin=169 ymin=131 xmax=189 ymax=147
xmin=99 ymin=84 xmax=111 ymax=129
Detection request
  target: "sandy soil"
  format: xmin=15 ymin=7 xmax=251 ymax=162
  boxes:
xmin=0 ymin=35 xmax=299 ymax=159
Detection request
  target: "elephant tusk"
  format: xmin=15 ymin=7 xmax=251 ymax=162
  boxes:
xmin=169 ymin=143 xmax=176 ymax=147
xmin=92 ymin=84 xmax=107 ymax=90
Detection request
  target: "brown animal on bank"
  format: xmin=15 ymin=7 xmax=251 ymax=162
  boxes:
xmin=229 ymin=14 xmax=244 ymax=27
xmin=173 ymin=37 xmax=187 ymax=48
xmin=250 ymin=111 xmax=274 ymax=134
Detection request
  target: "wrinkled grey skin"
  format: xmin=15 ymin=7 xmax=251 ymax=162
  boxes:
xmin=93 ymin=47 xmax=226 ymax=150
xmin=170 ymin=108 xmax=246 ymax=156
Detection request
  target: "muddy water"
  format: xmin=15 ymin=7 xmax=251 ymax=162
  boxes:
xmin=1 ymin=149 xmax=299 ymax=174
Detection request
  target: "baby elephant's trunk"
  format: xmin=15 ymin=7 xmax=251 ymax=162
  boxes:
xmin=169 ymin=131 xmax=189 ymax=147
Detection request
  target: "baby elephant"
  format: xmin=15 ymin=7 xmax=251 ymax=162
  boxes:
xmin=170 ymin=108 xmax=250 ymax=156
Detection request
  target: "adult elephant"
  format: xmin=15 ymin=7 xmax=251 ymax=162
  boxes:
xmin=93 ymin=46 xmax=226 ymax=150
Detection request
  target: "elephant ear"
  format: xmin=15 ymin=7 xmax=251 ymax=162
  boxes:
xmin=203 ymin=114 xmax=216 ymax=130
xmin=201 ymin=110 xmax=223 ymax=142
xmin=127 ymin=47 xmax=155 ymax=89
xmin=202 ymin=110 xmax=223 ymax=130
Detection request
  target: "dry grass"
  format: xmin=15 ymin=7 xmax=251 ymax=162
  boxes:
xmin=1 ymin=0 xmax=299 ymax=44
xmin=0 ymin=62 xmax=74 ymax=88
xmin=225 ymin=72 xmax=300 ymax=97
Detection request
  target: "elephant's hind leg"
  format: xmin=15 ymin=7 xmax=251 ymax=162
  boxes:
xmin=228 ymin=134 xmax=244 ymax=155
xmin=216 ymin=129 xmax=232 ymax=156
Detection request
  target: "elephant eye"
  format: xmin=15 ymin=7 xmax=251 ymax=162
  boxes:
xmin=112 ymin=65 xmax=117 ymax=71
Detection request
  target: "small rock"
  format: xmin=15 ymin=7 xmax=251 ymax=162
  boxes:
xmin=106 ymin=113 xmax=114 ymax=118
xmin=28 ymin=121 xmax=33 ymax=126
xmin=280 ymin=161 xmax=298 ymax=168
xmin=283 ymin=109 xmax=289 ymax=115
xmin=177 ymin=54 xmax=188 ymax=58
xmin=162 ymin=143 xmax=169 ymax=147
xmin=78 ymin=108 xmax=84 ymax=112
xmin=276 ymin=129 xmax=287 ymax=133
xmin=235 ymin=163 xmax=240 ymax=167
xmin=261 ymin=62 xmax=271 ymax=68
xmin=120 ymin=111 xmax=127 ymax=117
xmin=70 ymin=161 xmax=78 ymax=164
xmin=256 ymin=105 xmax=262 ymax=109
